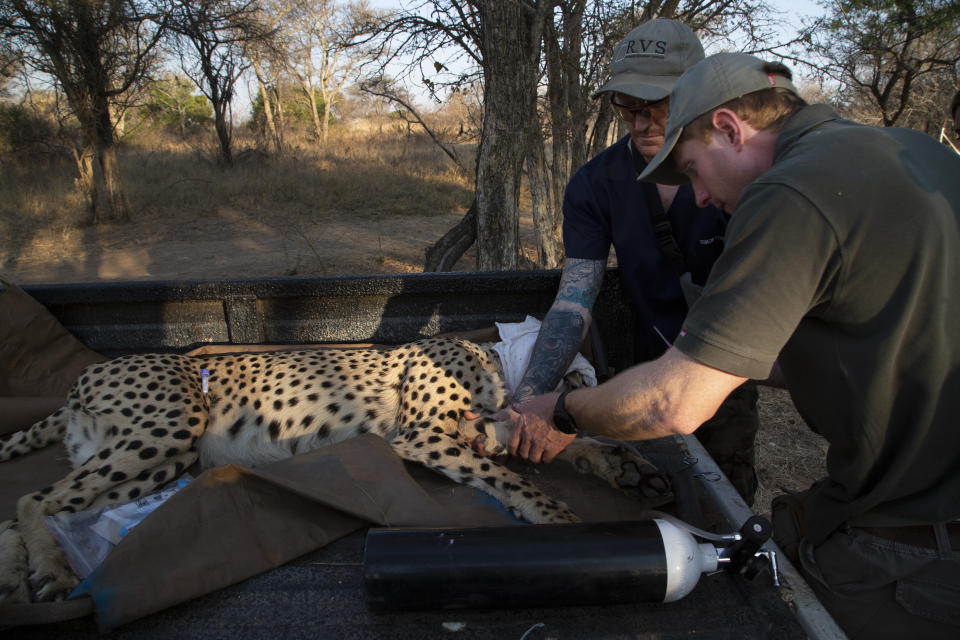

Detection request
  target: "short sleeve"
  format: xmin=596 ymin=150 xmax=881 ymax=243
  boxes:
xmin=561 ymin=168 xmax=613 ymax=261
xmin=674 ymin=183 xmax=841 ymax=379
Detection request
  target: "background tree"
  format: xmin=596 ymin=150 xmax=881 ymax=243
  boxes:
xmin=248 ymin=0 xmax=294 ymax=152
xmin=284 ymin=0 xmax=375 ymax=143
xmin=794 ymin=0 xmax=960 ymax=132
xmin=145 ymin=73 xmax=214 ymax=137
xmin=249 ymin=77 xmax=337 ymax=131
xmin=0 ymin=22 xmax=21 ymax=98
xmin=373 ymin=0 xmax=780 ymax=271
xmin=168 ymin=0 xmax=274 ymax=165
xmin=360 ymin=76 xmax=467 ymax=172
xmin=1 ymin=0 xmax=166 ymax=223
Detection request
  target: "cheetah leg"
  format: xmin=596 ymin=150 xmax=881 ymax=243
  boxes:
xmin=556 ymin=437 xmax=672 ymax=499
xmin=16 ymin=446 xmax=198 ymax=602
xmin=457 ymin=414 xmax=671 ymax=499
xmin=0 ymin=519 xmax=30 ymax=603
xmin=84 ymin=450 xmax=198 ymax=511
xmin=390 ymin=432 xmax=579 ymax=524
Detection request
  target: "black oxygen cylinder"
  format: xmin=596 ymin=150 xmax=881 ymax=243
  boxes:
xmin=363 ymin=519 xmax=718 ymax=612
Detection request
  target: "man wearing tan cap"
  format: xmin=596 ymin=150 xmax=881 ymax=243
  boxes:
xmin=510 ymin=52 xmax=960 ymax=637
xmin=511 ymin=20 xmax=760 ymax=505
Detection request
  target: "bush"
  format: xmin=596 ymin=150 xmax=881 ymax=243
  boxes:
xmin=0 ymin=102 xmax=65 ymax=157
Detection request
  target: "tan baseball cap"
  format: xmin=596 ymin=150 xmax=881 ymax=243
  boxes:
xmin=638 ymin=52 xmax=799 ymax=184
xmin=593 ymin=19 xmax=704 ymax=101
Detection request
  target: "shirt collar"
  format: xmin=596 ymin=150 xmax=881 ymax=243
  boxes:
xmin=773 ymin=103 xmax=840 ymax=163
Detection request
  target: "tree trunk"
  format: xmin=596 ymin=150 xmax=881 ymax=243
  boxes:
xmin=99 ymin=143 xmax=129 ymax=222
xmin=423 ymin=198 xmax=478 ymax=272
xmin=526 ymin=141 xmax=563 ymax=268
xmin=305 ymin=71 xmax=324 ymax=141
xmin=275 ymin=84 xmax=286 ymax=142
xmin=214 ymin=106 xmax=233 ymax=166
xmin=254 ymin=61 xmax=282 ymax=153
xmin=588 ymin=106 xmax=616 ymax=158
xmin=95 ymin=103 xmax=129 ymax=221
xmin=73 ymin=141 xmax=98 ymax=225
xmin=474 ymin=1 xmax=547 ymax=271
xmin=321 ymin=98 xmax=331 ymax=145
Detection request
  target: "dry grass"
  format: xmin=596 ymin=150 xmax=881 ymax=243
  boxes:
xmin=0 ymin=121 xmax=829 ymax=516
xmin=0 ymin=125 xmax=478 ymax=281
xmin=755 ymin=387 xmax=828 ymax=517
xmin=0 ymin=125 xmax=475 ymax=266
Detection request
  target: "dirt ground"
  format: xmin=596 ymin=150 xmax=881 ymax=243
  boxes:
xmin=2 ymin=206 xmax=478 ymax=283
xmin=1 ymin=205 xmax=827 ymax=517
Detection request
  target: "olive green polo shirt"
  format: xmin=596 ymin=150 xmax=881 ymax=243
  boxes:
xmin=675 ymin=104 xmax=960 ymax=545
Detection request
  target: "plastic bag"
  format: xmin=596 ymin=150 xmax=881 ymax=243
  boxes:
xmin=43 ymin=475 xmax=192 ymax=579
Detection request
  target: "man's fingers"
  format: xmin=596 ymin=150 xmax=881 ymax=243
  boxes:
xmin=528 ymin=446 xmax=544 ymax=465
xmin=517 ymin=435 xmax=532 ymax=461
xmin=507 ymin=411 xmax=525 ymax=455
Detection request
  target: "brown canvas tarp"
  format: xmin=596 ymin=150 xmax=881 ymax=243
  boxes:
xmin=0 ymin=276 xmax=107 ymax=436
xmin=1 ymin=433 xmax=659 ymax=631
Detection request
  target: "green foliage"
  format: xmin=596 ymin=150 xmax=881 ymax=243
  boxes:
xmin=144 ymin=75 xmax=213 ymax=135
xmin=249 ymin=84 xmax=336 ymax=129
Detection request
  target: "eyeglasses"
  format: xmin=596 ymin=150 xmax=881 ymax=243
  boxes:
xmin=610 ymin=93 xmax=669 ymax=123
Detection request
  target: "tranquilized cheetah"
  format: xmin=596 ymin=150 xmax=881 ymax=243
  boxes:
xmin=0 ymin=337 xmax=668 ymax=604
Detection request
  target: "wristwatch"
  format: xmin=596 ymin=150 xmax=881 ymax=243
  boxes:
xmin=552 ymin=388 xmax=580 ymax=435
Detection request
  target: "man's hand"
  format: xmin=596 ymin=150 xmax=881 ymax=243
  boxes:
xmin=508 ymin=392 xmax=577 ymax=464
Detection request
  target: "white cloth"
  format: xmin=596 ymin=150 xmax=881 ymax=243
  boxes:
xmin=492 ymin=315 xmax=598 ymax=396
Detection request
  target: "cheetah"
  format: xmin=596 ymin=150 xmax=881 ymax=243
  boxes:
xmin=0 ymin=336 xmax=667 ymax=604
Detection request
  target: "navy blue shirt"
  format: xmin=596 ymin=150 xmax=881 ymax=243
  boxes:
xmin=563 ymin=134 xmax=728 ymax=362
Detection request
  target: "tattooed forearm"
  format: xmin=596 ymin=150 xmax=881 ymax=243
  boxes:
xmin=512 ymin=258 xmax=605 ymax=403
xmin=513 ymin=311 xmax=587 ymax=403
xmin=556 ymin=259 xmax=606 ymax=309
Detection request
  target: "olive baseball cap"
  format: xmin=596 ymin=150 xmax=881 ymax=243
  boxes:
xmin=593 ymin=19 xmax=704 ymax=101
xmin=638 ymin=52 xmax=798 ymax=184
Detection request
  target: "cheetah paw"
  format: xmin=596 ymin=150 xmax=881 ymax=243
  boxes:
xmin=580 ymin=445 xmax=671 ymax=498
xmin=30 ymin=559 xmax=79 ymax=602
xmin=0 ymin=524 xmax=30 ymax=604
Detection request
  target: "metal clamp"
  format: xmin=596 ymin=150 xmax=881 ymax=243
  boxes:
xmin=720 ymin=515 xmax=777 ymax=585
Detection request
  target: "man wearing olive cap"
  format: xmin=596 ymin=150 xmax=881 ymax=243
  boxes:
xmin=510 ymin=52 xmax=960 ymax=637
xmin=511 ymin=21 xmax=760 ymax=505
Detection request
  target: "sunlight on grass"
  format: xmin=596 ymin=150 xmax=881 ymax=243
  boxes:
xmin=1 ymin=123 xmax=474 ymax=251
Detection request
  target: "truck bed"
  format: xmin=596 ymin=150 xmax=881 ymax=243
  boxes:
xmin=12 ymin=271 xmax=843 ymax=638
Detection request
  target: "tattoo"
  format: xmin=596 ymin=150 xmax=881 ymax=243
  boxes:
xmin=513 ymin=311 xmax=586 ymax=403
xmin=555 ymin=258 xmax=605 ymax=310
xmin=512 ymin=258 xmax=604 ymax=403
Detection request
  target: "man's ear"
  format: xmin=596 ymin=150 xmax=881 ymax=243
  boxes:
xmin=710 ymin=108 xmax=743 ymax=149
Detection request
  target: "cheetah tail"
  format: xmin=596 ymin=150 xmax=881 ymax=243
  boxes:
xmin=0 ymin=405 xmax=69 ymax=462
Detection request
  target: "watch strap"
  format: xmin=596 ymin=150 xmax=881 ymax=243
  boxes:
xmin=553 ymin=388 xmax=579 ymax=435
